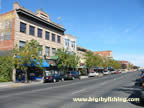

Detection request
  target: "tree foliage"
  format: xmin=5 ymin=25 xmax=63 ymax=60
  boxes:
xmin=56 ymin=48 xmax=79 ymax=73
xmin=0 ymin=55 xmax=13 ymax=82
xmin=84 ymin=51 xmax=122 ymax=70
xmin=84 ymin=51 xmax=103 ymax=69
xmin=12 ymin=39 xmax=42 ymax=82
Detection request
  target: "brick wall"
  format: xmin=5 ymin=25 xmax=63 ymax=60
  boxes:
xmin=0 ymin=10 xmax=15 ymax=51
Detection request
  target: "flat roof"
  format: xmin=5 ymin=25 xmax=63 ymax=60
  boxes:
xmin=16 ymin=8 xmax=66 ymax=32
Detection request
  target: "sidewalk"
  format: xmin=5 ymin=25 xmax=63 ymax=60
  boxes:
xmin=0 ymin=80 xmax=42 ymax=88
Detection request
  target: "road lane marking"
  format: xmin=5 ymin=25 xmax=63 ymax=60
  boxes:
xmin=72 ymin=89 xmax=87 ymax=95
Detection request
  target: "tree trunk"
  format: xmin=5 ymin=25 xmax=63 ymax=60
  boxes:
xmin=12 ymin=68 xmax=16 ymax=83
xmin=25 ymin=70 xmax=29 ymax=83
xmin=87 ymin=68 xmax=89 ymax=76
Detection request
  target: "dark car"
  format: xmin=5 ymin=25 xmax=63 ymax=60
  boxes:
xmin=43 ymin=71 xmax=64 ymax=83
xmin=64 ymin=71 xmax=80 ymax=80
xmin=140 ymin=82 xmax=144 ymax=102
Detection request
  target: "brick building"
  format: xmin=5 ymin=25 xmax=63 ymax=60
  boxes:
xmin=119 ymin=61 xmax=129 ymax=69
xmin=0 ymin=2 xmax=65 ymax=59
xmin=94 ymin=50 xmax=113 ymax=58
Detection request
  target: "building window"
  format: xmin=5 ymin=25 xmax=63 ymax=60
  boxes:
xmin=45 ymin=31 xmax=50 ymax=40
xmin=19 ymin=41 xmax=26 ymax=49
xmin=52 ymin=34 xmax=55 ymax=42
xmin=29 ymin=25 xmax=35 ymax=36
xmin=52 ymin=48 xmax=56 ymax=56
xmin=45 ymin=47 xmax=50 ymax=56
xmin=71 ymin=41 xmax=75 ymax=50
xmin=65 ymin=39 xmax=69 ymax=49
xmin=20 ymin=22 xmax=26 ymax=33
xmin=38 ymin=28 xmax=42 ymax=38
xmin=57 ymin=36 xmax=61 ymax=43
xmin=39 ymin=45 xmax=43 ymax=56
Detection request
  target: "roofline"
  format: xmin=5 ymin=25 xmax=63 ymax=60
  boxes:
xmin=95 ymin=50 xmax=112 ymax=52
xmin=16 ymin=8 xmax=66 ymax=32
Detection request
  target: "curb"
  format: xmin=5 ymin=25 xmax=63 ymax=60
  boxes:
xmin=8 ymin=84 xmax=21 ymax=87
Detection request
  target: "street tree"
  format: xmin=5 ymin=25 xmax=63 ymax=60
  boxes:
xmin=12 ymin=39 xmax=42 ymax=83
xmin=0 ymin=55 xmax=13 ymax=82
xmin=107 ymin=59 xmax=121 ymax=69
xmin=56 ymin=48 xmax=79 ymax=73
xmin=84 ymin=51 xmax=95 ymax=73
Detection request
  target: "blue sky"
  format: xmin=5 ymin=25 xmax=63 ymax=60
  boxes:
xmin=0 ymin=0 xmax=144 ymax=67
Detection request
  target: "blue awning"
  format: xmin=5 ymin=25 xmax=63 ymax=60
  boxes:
xmin=31 ymin=59 xmax=50 ymax=67
xmin=15 ymin=56 xmax=49 ymax=67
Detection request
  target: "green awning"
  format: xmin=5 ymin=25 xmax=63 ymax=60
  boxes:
xmin=51 ymin=56 xmax=58 ymax=60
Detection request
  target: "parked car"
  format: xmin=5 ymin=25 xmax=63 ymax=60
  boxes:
xmin=140 ymin=82 xmax=144 ymax=102
xmin=115 ymin=70 xmax=121 ymax=74
xmin=43 ymin=71 xmax=64 ymax=83
xmin=141 ymin=70 xmax=144 ymax=76
xmin=88 ymin=72 xmax=98 ymax=77
xmin=64 ymin=71 xmax=80 ymax=80
xmin=110 ymin=71 xmax=116 ymax=74
xmin=103 ymin=71 xmax=110 ymax=75
xmin=140 ymin=73 xmax=144 ymax=83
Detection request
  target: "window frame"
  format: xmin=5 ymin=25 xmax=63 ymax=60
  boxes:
xmin=19 ymin=41 xmax=26 ymax=49
xmin=57 ymin=35 xmax=61 ymax=43
xmin=38 ymin=28 xmax=42 ymax=38
xmin=65 ymin=39 xmax=69 ymax=49
xmin=71 ymin=41 xmax=75 ymax=49
xmin=29 ymin=25 xmax=35 ymax=36
xmin=45 ymin=31 xmax=50 ymax=40
xmin=45 ymin=46 xmax=50 ymax=56
xmin=52 ymin=34 xmax=55 ymax=42
xmin=20 ymin=22 xmax=26 ymax=33
xmin=52 ymin=48 xmax=56 ymax=56
xmin=39 ymin=45 xmax=43 ymax=56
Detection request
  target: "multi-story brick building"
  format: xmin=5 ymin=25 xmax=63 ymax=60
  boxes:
xmin=94 ymin=50 xmax=113 ymax=59
xmin=0 ymin=2 xmax=65 ymax=59
xmin=64 ymin=34 xmax=77 ymax=53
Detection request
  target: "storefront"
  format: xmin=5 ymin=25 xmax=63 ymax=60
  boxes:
xmin=16 ymin=59 xmax=50 ymax=82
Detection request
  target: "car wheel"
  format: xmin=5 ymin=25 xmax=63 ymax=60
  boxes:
xmin=41 ymin=78 xmax=45 ymax=83
xmin=53 ymin=79 xmax=56 ymax=83
xmin=42 ymin=80 xmax=45 ymax=83
xmin=61 ymin=78 xmax=64 ymax=81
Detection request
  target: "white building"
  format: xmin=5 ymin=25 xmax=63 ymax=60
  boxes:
xmin=64 ymin=34 xmax=77 ymax=53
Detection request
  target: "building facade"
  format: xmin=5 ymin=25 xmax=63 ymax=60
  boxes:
xmin=119 ymin=60 xmax=133 ymax=69
xmin=94 ymin=50 xmax=113 ymax=58
xmin=77 ymin=46 xmax=89 ymax=65
xmin=0 ymin=2 xmax=65 ymax=59
xmin=64 ymin=34 xmax=77 ymax=53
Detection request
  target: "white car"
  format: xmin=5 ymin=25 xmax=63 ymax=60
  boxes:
xmin=88 ymin=72 xmax=98 ymax=77
xmin=103 ymin=71 xmax=110 ymax=75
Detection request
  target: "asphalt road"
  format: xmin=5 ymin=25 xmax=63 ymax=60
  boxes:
xmin=0 ymin=71 xmax=143 ymax=108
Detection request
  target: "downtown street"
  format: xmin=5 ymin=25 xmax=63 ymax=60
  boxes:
xmin=0 ymin=71 xmax=143 ymax=108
